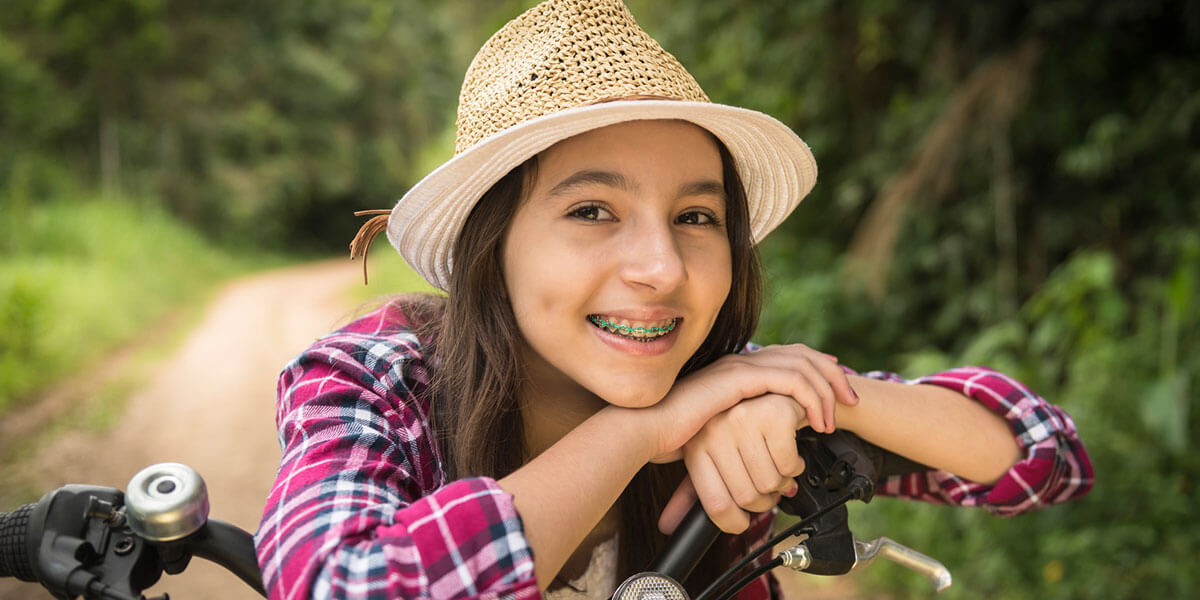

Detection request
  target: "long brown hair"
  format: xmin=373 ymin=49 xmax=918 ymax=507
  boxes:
xmin=410 ymin=131 xmax=763 ymax=588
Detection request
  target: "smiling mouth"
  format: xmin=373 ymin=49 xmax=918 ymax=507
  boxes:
xmin=588 ymin=315 xmax=679 ymax=342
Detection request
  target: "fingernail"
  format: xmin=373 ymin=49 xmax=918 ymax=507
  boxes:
xmin=782 ymin=483 xmax=798 ymax=497
xmin=822 ymin=353 xmax=839 ymax=363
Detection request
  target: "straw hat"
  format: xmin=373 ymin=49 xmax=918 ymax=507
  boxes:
xmin=380 ymin=0 xmax=817 ymax=291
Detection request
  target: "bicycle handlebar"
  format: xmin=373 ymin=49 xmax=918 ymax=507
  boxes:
xmin=184 ymin=519 xmax=266 ymax=594
xmin=619 ymin=428 xmax=942 ymax=600
xmin=0 ymin=502 xmax=36 ymax=582
xmin=0 ymin=467 xmax=264 ymax=600
xmin=5 ymin=432 xmax=946 ymax=599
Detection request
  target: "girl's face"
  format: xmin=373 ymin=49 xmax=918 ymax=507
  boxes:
xmin=503 ymin=120 xmax=732 ymax=408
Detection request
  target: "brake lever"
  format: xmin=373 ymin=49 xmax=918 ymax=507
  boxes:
xmin=775 ymin=429 xmax=951 ymax=592
xmin=853 ymin=536 xmax=952 ymax=592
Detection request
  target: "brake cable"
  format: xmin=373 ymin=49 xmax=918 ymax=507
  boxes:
xmin=695 ymin=489 xmax=858 ymax=600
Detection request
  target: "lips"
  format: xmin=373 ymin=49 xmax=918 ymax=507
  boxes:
xmin=588 ymin=314 xmax=679 ymax=341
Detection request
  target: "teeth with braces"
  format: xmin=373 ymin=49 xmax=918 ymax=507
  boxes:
xmin=589 ymin=315 xmax=677 ymax=341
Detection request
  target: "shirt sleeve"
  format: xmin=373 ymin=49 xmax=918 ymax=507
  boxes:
xmin=254 ymin=320 xmax=538 ymax=600
xmin=858 ymin=366 xmax=1094 ymax=516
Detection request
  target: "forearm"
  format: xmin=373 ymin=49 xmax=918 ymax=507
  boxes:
xmin=839 ymin=374 xmax=1021 ymax=485
xmin=498 ymin=407 xmax=654 ymax=590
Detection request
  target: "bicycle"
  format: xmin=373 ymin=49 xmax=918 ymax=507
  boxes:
xmin=0 ymin=430 xmax=950 ymax=599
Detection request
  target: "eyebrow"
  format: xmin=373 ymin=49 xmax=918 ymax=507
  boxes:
xmin=546 ymin=170 xmax=636 ymax=198
xmin=546 ymin=169 xmax=726 ymax=201
xmin=677 ymin=179 xmax=726 ymax=200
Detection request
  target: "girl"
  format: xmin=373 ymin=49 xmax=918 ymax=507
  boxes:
xmin=254 ymin=2 xmax=1092 ymax=599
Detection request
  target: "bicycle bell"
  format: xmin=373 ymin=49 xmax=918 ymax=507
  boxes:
xmin=124 ymin=462 xmax=210 ymax=542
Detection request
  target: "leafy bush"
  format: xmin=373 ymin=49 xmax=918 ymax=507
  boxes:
xmin=626 ymin=0 xmax=1199 ymax=596
xmin=834 ymin=240 xmax=1198 ymax=599
xmin=0 ymin=195 xmax=243 ymax=412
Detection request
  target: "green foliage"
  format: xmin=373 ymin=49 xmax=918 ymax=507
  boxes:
xmin=0 ymin=0 xmax=1197 ymax=596
xmin=628 ymin=0 xmax=1199 ymax=596
xmin=844 ymin=241 xmax=1199 ymax=599
xmin=0 ymin=194 xmax=245 ymax=412
xmin=0 ymin=0 xmax=524 ymax=251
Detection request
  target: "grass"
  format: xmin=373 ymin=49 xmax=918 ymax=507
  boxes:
xmin=0 ymin=193 xmax=268 ymax=415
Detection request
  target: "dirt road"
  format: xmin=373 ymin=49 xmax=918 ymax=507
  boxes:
xmin=0 ymin=259 xmax=863 ymax=599
xmin=0 ymin=259 xmax=363 ymax=599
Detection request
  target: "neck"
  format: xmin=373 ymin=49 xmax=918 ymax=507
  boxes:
xmin=516 ymin=350 xmax=628 ymax=582
xmin=519 ymin=353 xmax=608 ymax=461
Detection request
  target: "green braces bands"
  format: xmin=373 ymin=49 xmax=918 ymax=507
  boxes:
xmin=589 ymin=315 xmax=677 ymax=335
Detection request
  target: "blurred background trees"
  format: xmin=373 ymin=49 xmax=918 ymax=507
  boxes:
xmin=1 ymin=0 xmax=481 ymax=247
xmin=1 ymin=0 xmax=1197 ymax=597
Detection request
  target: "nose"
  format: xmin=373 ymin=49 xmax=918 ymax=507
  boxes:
xmin=618 ymin=219 xmax=688 ymax=293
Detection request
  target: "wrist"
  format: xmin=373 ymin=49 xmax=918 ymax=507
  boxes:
xmin=594 ymin=404 xmax=659 ymax=464
xmin=835 ymin=376 xmax=867 ymax=432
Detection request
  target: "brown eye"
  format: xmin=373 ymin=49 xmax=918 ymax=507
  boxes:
xmin=569 ymin=203 xmax=614 ymax=221
xmin=677 ymin=210 xmax=720 ymax=226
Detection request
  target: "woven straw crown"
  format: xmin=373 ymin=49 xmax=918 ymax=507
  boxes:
xmin=455 ymin=0 xmax=709 ymax=154
xmin=384 ymin=0 xmax=817 ymax=291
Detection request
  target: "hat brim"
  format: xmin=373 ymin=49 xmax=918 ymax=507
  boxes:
xmin=387 ymin=99 xmax=817 ymax=291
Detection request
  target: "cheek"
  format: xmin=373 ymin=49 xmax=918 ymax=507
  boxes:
xmin=503 ymin=233 xmax=589 ymax=332
xmin=690 ymin=243 xmax=734 ymax=316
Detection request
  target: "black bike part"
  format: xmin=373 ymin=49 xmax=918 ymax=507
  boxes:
xmin=696 ymin=429 xmax=887 ymax=600
xmin=713 ymin=556 xmax=783 ymax=600
xmin=851 ymin=434 xmax=931 ymax=480
xmin=0 ymin=502 xmax=36 ymax=581
xmin=775 ymin=428 xmax=932 ymax=577
xmin=17 ymin=484 xmax=167 ymax=600
xmin=648 ymin=503 xmax=721 ymax=584
xmin=792 ymin=506 xmax=857 ymax=576
xmin=693 ymin=493 xmax=853 ymax=600
xmin=174 ymin=519 xmax=266 ymax=597
xmin=765 ymin=429 xmax=881 ymax=582
xmin=659 ymin=428 xmax=933 ymax=600
xmin=21 ymin=484 xmax=161 ymax=599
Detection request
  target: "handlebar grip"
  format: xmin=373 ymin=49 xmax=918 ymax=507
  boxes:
xmin=649 ymin=503 xmax=721 ymax=583
xmin=0 ymin=503 xmax=36 ymax=582
xmin=856 ymin=437 xmax=930 ymax=479
xmin=186 ymin=519 xmax=266 ymax=596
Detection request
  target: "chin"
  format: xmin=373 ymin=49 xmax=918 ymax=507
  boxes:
xmin=590 ymin=378 xmax=675 ymax=409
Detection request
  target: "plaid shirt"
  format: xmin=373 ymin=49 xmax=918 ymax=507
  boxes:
xmin=255 ymin=301 xmax=1093 ymax=600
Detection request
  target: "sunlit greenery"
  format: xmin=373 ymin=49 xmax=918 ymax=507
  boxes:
xmin=0 ymin=193 xmax=247 ymax=411
xmin=1 ymin=0 xmax=1196 ymax=597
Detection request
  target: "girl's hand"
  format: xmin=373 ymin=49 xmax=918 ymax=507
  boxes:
xmin=653 ymin=345 xmax=857 ymax=534
xmin=641 ymin=344 xmax=857 ymax=465
xmin=661 ymin=393 xmax=804 ymax=534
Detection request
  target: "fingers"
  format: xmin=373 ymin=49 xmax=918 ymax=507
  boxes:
xmin=808 ymin=349 xmax=859 ymax=407
xmin=720 ymin=364 xmax=827 ymax=432
xmin=765 ymin=412 xmax=807 ymax=480
xmin=753 ymin=364 xmax=834 ymax=433
xmin=726 ymin=399 xmax=801 ymax=493
xmin=741 ymin=436 xmax=791 ymax=496
xmin=685 ymin=419 xmax=798 ymax=534
xmin=685 ymin=448 xmax=752 ymax=533
xmin=790 ymin=357 xmax=838 ymax=430
xmin=730 ymin=345 xmax=859 ymax=431
xmin=658 ymin=476 xmax=697 ymax=535
xmin=648 ymin=343 xmax=854 ymax=463
xmin=661 ymin=345 xmax=852 ymax=533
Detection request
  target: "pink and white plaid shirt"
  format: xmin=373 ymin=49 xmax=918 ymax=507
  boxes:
xmin=255 ymin=300 xmax=1092 ymax=599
